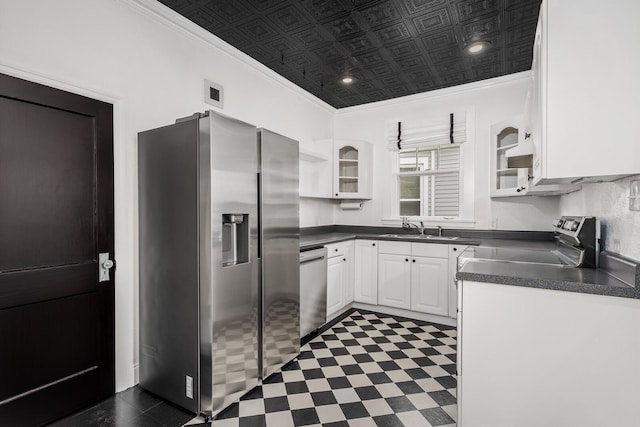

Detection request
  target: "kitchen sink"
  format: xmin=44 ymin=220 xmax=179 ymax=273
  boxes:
xmin=419 ymin=235 xmax=459 ymax=240
xmin=378 ymin=233 xmax=459 ymax=241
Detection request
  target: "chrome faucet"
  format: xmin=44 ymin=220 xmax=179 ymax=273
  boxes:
xmin=437 ymin=225 xmax=443 ymax=237
xmin=402 ymin=217 xmax=425 ymax=235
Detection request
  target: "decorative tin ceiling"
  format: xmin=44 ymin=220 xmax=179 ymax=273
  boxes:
xmin=158 ymin=0 xmax=541 ymax=108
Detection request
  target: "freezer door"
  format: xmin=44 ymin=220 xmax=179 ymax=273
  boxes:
xmin=258 ymin=129 xmax=300 ymax=380
xmin=138 ymin=119 xmax=201 ymax=414
xmin=199 ymin=112 xmax=260 ymax=416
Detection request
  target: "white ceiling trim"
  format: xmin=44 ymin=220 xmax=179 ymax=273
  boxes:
xmin=121 ymin=0 xmax=336 ymax=113
xmin=336 ymin=71 xmax=531 ymax=115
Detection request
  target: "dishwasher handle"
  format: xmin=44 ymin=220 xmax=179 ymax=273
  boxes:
xmin=300 ymin=254 xmax=326 ymax=264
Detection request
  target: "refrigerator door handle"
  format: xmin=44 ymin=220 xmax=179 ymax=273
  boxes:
xmin=257 ymin=172 xmax=262 ymax=260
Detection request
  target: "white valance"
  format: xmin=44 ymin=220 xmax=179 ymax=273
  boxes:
xmin=386 ymin=111 xmax=467 ymax=151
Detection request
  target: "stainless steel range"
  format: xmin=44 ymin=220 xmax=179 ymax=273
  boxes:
xmin=459 ymin=216 xmax=601 ymax=269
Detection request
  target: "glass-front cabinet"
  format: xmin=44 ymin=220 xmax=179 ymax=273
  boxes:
xmin=491 ymin=117 xmax=530 ymax=197
xmin=333 ymin=139 xmax=372 ymax=200
xmin=490 ymin=117 xmax=581 ymax=197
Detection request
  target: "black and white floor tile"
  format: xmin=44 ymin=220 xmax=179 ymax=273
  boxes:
xmin=191 ymin=310 xmax=457 ymax=427
xmin=51 ymin=310 xmax=456 ymax=427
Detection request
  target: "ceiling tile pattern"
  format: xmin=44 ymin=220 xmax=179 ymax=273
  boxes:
xmin=158 ymin=0 xmax=541 ymax=108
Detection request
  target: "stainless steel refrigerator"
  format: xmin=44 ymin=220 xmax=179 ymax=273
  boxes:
xmin=138 ymin=111 xmax=300 ymax=418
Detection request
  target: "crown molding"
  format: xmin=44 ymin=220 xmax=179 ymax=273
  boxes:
xmin=336 ymin=71 xmax=531 ymax=115
xmin=121 ymin=0 xmax=336 ymax=113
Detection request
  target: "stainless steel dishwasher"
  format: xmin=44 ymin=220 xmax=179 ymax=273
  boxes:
xmin=299 ymin=247 xmax=327 ymax=338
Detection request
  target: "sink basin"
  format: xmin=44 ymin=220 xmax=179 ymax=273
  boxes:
xmin=378 ymin=233 xmax=459 ymax=241
xmin=419 ymin=235 xmax=459 ymax=241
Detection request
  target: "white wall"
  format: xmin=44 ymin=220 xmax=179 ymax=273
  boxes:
xmin=0 ymin=0 xmax=334 ymax=391
xmin=560 ymin=176 xmax=640 ymax=260
xmin=332 ymin=74 xmax=560 ymax=231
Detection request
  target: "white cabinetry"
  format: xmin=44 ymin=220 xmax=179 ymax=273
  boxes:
xmin=458 ymin=280 xmax=640 ymax=426
xmin=333 ymin=140 xmax=372 ymax=200
xmin=299 ymin=143 xmax=332 ymax=198
xmin=491 ymin=118 xmax=579 ymax=197
xmin=299 ymin=139 xmax=373 ymax=199
xmin=528 ymin=0 xmax=640 ymax=184
xmin=448 ymin=244 xmax=467 ymax=318
xmin=344 ymin=242 xmax=354 ymax=305
xmin=354 ymin=240 xmax=378 ymax=305
xmin=410 ymin=257 xmax=448 ymax=316
xmin=378 ymin=253 xmax=412 ymax=310
xmin=377 ymin=241 xmax=450 ymax=316
xmin=325 ymin=240 xmax=354 ymax=320
xmin=326 ymin=256 xmax=345 ymax=317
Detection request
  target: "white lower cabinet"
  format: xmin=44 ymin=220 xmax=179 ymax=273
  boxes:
xmin=354 ymin=240 xmax=378 ymax=304
xmin=324 ymin=239 xmax=454 ymax=321
xmin=410 ymin=256 xmax=449 ymax=316
xmin=326 ymin=255 xmax=346 ymax=317
xmin=377 ymin=241 xmax=450 ymax=316
xmin=325 ymin=240 xmax=354 ymax=320
xmin=458 ymin=280 xmax=640 ymax=427
xmin=344 ymin=243 xmax=354 ymax=305
xmin=377 ymin=253 xmax=412 ymax=310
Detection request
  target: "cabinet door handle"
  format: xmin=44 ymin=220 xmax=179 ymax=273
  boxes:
xmin=412 ymin=259 xmax=416 ymax=263
xmin=335 ymin=193 xmax=339 ymax=197
xmin=372 ymin=243 xmax=376 ymax=246
xmin=343 ymin=258 xmax=346 ymax=262
xmin=405 ymin=258 xmax=409 ymax=262
xmin=453 ymin=248 xmax=457 ymax=252
xmin=516 ymin=186 xmax=526 ymax=192
xmin=525 ymin=132 xmax=531 ymax=139
xmin=335 ymin=249 xmax=338 ymax=252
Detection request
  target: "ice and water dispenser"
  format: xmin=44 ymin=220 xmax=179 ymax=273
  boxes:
xmin=222 ymin=214 xmax=249 ymax=267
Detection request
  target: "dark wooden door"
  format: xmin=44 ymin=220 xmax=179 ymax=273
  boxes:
xmin=0 ymin=73 xmax=114 ymax=426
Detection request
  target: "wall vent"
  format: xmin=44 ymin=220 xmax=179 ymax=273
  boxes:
xmin=204 ymin=79 xmax=224 ymax=108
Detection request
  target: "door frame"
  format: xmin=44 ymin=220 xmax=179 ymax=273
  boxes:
xmin=0 ymin=63 xmax=133 ymax=391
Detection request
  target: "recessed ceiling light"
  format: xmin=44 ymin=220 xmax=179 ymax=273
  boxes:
xmin=466 ymin=41 xmax=489 ymax=55
xmin=341 ymin=76 xmax=353 ymax=84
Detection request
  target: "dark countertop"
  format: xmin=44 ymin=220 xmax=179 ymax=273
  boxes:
xmin=300 ymin=226 xmax=638 ymax=300
xmin=456 ymin=260 xmax=639 ymax=299
xmin=300 ymin=232 xmax=557 ymax=251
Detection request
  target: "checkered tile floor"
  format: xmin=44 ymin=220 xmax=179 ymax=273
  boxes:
xmin=187 ymin=310 xmax=457 ymax=427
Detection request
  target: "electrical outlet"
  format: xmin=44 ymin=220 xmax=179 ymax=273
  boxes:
xmin=186 ymin=375 xmax=193 ymax=399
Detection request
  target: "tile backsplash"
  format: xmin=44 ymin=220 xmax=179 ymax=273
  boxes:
xmin=560 ymin=175 xmax=640 ymax=260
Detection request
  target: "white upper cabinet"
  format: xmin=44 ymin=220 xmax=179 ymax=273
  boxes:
xmin=492 ymin=117 xmax=580 ymax=197
xmin=299 ymin=139 xmax=372 ymax=199
xmin=491 ymin=117 xmax=530 ymax=197
xmin=529 ymin=0 xmax=640 ymax=184
xmin=333 ymin=139 xmax=373 ymax=200
xmin=299 ymin=142 xmax=332 ymax=198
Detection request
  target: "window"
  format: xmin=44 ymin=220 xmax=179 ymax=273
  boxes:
xmin=387 ymin=110 xmax=469 ymax=220
xmin=397 ymin=145 xmax=461 ymax=217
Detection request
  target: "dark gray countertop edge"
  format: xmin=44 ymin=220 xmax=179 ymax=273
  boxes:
xmin=300 ymin=233 xmax=480 ymax=250
xmin=456 ymin=270 xmax=640 ymax=300
xmin=301 ymin=225 xmax=555 ymax=241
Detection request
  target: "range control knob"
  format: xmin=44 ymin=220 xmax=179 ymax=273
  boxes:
xmin=571 ymin=222 xmax=579 ymax=231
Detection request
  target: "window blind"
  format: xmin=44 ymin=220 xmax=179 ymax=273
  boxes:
xmin=387 ymin=111 xmax=467 ymax=151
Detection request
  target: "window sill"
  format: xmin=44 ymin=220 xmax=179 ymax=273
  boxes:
xmin=381 ymin=218 xmax=476 ymax=228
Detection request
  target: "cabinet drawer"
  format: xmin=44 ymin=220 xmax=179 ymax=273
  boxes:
xmin=325 ymin=241 xmax=352 ymax=258
xmin=377 ymin=241 xmax=411 ymax=255
xmin=411 ymin=242 xmax=449 ymax=258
